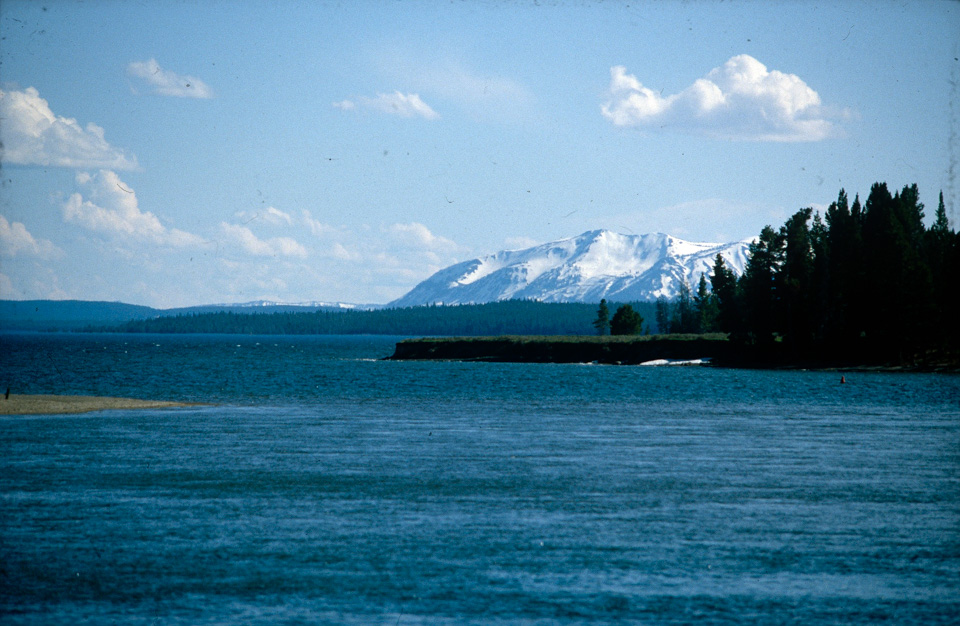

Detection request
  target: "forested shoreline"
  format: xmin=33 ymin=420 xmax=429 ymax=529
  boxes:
xmin=657 ymin=183 xmax=958 ymax=367
xmin=101 ymin=300 xmax=658 ymax=337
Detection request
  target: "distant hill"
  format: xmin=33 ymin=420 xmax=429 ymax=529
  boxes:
xmin=0 ymin=300 xmax=158 ymax=330
xmin=390 ymin=230 xmax=751 ymax=307
xmin=0 ymin=300 xmax=372 ymax=331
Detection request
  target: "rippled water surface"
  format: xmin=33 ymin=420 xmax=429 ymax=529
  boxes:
xmin=1 ymin=333 xmax=959 ymax=624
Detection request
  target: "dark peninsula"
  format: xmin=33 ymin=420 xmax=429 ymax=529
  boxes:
xmin=388 ymin=334 xmax=732 ymax=365
xmin=387 ymin=334 xmax=960 ymax=371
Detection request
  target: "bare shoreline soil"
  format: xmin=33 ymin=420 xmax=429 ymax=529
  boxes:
xmin=0 ymin=394 xmax=199 ymax=415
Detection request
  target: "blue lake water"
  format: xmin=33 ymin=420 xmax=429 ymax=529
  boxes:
xmin=1 ymin=332 xmax=959 ymax=624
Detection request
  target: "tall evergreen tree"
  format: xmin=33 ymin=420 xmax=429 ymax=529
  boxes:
xmin=824 ymin=189 xmax=865 ymax=345
xmin=924 ymin=191 xmax=951 ymax=284
xmin=670 ymin=280 xmax=699 ymax=333
xmin=655 ymin=296 xmax=671 ymax=334
xmin=930 ymin=191 xmax=951 ymax=239
xmin=809 ymin=211 xmax=831 ymax=344
xmin=695 ymin=273 xmax=719 ymax=332
xmin=739 ymin=226 xmax=784 ymax=345
xmin=862 ymin=182 xmax=932 ymax=352
xmin=779 ymin=207 xmax=815 ymax=348
xmin=710 ymin=253 xmax=739 ymax=336
xmin=896 ymin=183 xmax=926 ymax=250
xmin=861 ymin=183 xmax=899 ymax=346
xmin=924 ymin=191 xmax=954 ymax=342
xmin=593 ymin=299 xmax=610 ymax=336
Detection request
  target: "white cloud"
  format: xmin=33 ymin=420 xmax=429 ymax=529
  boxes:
xmin=384 ymin=222 xmax=459 ymax=251
xmin=219 ymin=222 xmax=308 ymax=258
xmin=15 ymin=185 xmax=466 ymax=304
xmin=0 ymin=267 xmax=72 ymax=301
xmin=263 ymin=207 xmax=293 ymax=225
xmin=302 ymin=210 xmax=350 ymax=239
xmin=234 ymin=206 xmax=294 ymax=226
xmin=601 ymin=55 xmax=844 ymax=142
xmin=334 ymin=91 xmax=439 ymax=119
xmin=372 ymin=222 xmax=466 ymax=281
xmin=0 ymin=87 xmax=138 ymax=169
xmin=62 ymin=170 xmax=204 ymax=247
xmin=0 ymin=215 xmax=62 ymax=259
xmin=329 ymin=242 xmax=357 ymax=261
xmin=127 ymin=59 xmax=214 ymax=99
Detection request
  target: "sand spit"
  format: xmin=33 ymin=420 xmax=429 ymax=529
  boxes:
xmin=0 ymin=394 xmax=198 ymax=415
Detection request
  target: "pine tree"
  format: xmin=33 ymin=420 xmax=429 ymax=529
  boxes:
xmin=695 ymin=273 xmax=719 ymax=332
xmin=825 ymin=189 xmax=865 ymax=346
xmin=710 ymin=253 xmax=739 ymax=336
xmin=671 ymin=280 xmax=698 ymax=333
xmin=809 ymin=211 xmax=831 ymax=344
xmin=862 ymin=182 xmax=931 ymax=352
xmin=740 ymin=225 xmax=784 ymax=345
xmin=593 ymin=299 xmax=610 ymax=336
xmin=655 ymin=296 xmax=671 ymax=334
xmin=611 ymin=304 xmax=644 ymax=335
xmin=779 ymin=207 xmax=815 ymax=348
xmin=925 ymin=191 xmax=955 ymax=344
xmin=931 ymin=191 xmax=950 ymax=236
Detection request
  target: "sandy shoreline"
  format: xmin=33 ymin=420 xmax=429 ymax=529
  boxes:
xmin=0 ymin=394 xmax=199 ymax=415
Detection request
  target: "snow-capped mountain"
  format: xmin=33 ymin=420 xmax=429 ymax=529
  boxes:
xmin=389 ymin=230 xmax=752 ymax=307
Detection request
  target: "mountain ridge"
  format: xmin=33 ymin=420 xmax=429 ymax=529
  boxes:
xmin=390 ymin=230 xmax=752 ymax=307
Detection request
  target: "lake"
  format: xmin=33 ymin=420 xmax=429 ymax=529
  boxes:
xmin=1 ymin=333 xmax=958 ymax=624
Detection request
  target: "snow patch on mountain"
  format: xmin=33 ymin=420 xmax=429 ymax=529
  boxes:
xmin=390 ymin=230 xmax=752 ymax=307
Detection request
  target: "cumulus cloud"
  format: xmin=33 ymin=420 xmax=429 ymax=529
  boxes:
xmin=0 ymin=215 xmax=62 ymax=259
xmin=333 ymin=91 xmax=439 ymax=119
xmin=219 ymin=222 xmax=308 ymax=258
xmin=62 ymin=170 xmax=203 ymax=247
xmin=601 ymin=55 xmax=844 ymax=142
xmin=127 ymin=58 xmax=214 ymax=99
xmin=0 ymin=87 xmax=138 ymax=169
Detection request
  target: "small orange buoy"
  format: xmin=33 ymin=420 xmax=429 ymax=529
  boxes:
xmin=840 ymin=376 xmax=846 ymax=384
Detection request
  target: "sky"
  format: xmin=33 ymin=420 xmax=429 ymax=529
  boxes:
xmin=1 ymin=0 xmax=957 ymax=308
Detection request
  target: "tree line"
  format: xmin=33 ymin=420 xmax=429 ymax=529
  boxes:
xmin=592 ymin=300 xmax=647 ymax=335
xmin=658 ymin=183 xmax=958 ymax=364
xmin=104 ymin=299 xmax=657 ymax=337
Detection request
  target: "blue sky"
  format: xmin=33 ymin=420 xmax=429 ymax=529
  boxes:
xmin=1 ymin=0 xmax=957 ymax=307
